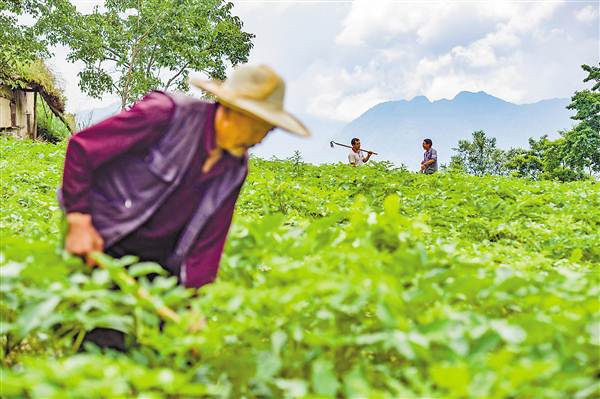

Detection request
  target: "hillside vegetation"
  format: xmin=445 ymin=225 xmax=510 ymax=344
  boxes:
xmin=1 ymin=138 xmax=598 ymax=398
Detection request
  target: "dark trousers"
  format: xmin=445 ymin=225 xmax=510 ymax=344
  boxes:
xmin=80 ymin=243 xmax=174 ymax=351
xmin=81 ymin=328 xmax=127 ymax=352
xmin=81 ymin=247 xmax=146 ymax=351
xmin=80 ymin=245 xmax=128 ymax=351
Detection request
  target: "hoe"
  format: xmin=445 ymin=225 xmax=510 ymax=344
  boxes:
xmin=330 ymin=141 xmax=378 ymax=155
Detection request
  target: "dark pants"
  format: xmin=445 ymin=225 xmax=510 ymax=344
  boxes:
xmin=81 ymin=246 xmax=151 ymax=351
xmin=81 ymin=328 xmax=127 ymax=352
xmin=80 ymin=245 xmax=128 ymax=351
xmin=80 ymin=242 xmax=174 ymax=351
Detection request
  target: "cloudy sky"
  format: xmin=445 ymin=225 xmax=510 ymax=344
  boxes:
xmin=47 ymin=0 xmax=598 ymax=123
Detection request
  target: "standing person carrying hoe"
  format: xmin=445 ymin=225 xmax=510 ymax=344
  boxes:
xmin=348 ymin=137 xmax=373 ymax=166
xmin=61 ymin=64 xmax=309 ymax=289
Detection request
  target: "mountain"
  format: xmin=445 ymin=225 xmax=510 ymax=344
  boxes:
xmin=336 ymin=91 xmax=574 ymax=169
xmin=75 ymin=102 xmax=121 ymax=129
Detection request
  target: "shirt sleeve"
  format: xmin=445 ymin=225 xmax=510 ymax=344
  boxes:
xmin=183 ymin=187 xmax=241 ymax=288
xmin=431 ymin=149 xmax=438 ymax=160
xmin=348 ymin=153 xmax=355 ymax=164
xmin=61 ymin=92 xmax=174 ymax=213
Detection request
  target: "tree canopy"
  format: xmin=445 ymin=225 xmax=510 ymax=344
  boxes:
xmin=0 ymin=1 xmax=49 ymax=77
xmin=450 ymin=64 xmax=600 ymax=181
xmin=34 ymin=0 xmax=254 ymax=108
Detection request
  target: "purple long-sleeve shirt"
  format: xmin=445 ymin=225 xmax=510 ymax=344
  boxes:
xmin=62 ymin=92 xmax=244 ymax=288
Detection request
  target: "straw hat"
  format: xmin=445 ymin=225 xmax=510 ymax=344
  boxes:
xmin=190 ymin=64 xmax=310 ymax=137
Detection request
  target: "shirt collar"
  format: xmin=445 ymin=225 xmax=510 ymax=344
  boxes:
xmin=205 ymin=102 xmax=248 ymax=168
xmin=203 ymin=102 xmax=219 ymax=155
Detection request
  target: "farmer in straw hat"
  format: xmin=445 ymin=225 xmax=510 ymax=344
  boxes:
xmin=61 ymin=64 xmax=309 ymax=289
xmin=60 ymin=64 xmax=308 ymax=349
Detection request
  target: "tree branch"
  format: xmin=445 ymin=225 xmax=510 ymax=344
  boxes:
xmin=103 ymin=45 xmax=129 ymax=67
xmin=146 ymin=42 xmax=158 ymax=75
xmin=164 ymin=62 xmax=190 ymax=90
xmin=103 ymin=57 xmax=124 ymax=65
xmin=122 ymin=1 xmax=168 ymax=108
xmin=111 ymin=81 xmax=120 ymax=96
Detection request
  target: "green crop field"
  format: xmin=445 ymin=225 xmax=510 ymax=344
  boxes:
xmin=1 ymin=137 xmax=599 ymax=398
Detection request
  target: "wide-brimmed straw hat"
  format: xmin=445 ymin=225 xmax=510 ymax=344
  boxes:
xmin=190 ymin=64 xmax=310 ymax=137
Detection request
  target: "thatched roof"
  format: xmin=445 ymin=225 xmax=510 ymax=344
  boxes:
xmin=0 ymin=85 xmax=11 ymax=99
xmin=1 ymin=59 xmax=72 ymax=131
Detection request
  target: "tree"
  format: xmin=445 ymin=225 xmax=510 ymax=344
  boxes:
xmin=581 ymin=63 xmax=600 ymax=91
xmin=567 ymin=63 xmax=600 ymax=133
xmin=452 ymin=65 xmax=599 ymax=181
xmin=503 ymin=64 xmax=600 ymax=181
xmin=0 ymin=1 xmax=49 ymax=78
xmin=450 ymin=130 xmax=506 ymax=176
xmin=504 ymin=147 xmax=543 ymax=179
xmin=505 ymin=135 xmax=584 ymax=181
xmin=562 ymin=63 xmax=600 ymax=176
xmin=560 ymin=123 xmax=600 ymax=176
xmin=36 ymin=0 xmax=254 ymax=109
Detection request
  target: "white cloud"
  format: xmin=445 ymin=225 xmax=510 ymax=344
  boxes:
xmin=452 ymin=41 xmax=499 ymax=68
xmin=575 ymin=5 xmax=598 ymax=23
xmin=336 ymin=1 xmax=468 ymax=46
xmin=308 ymin=85 xmax=389 ymax=122
xmin=293 ymin=0 xmax=597 ymax=121
xmin=292 ymin=62 xmax=389 ymax=122
xmin=335 ymin=1 xmax=562 ymax=47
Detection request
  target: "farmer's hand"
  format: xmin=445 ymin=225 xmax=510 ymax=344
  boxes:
xmin=368 ymin=151 xmax=373 ymax=156
xmin=65 ymin=212 xmax=104 ymax=266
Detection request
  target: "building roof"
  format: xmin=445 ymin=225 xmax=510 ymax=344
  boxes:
xmin=1 ymin=59 xmax=72 ymax=131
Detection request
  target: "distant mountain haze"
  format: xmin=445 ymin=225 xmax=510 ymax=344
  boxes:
xmin=337 ymin=91 xmax=574 ymax=169
xmin=75 ymin=91 xmax=574 ymax=169
xmin=75 ymin=102 xmax=120 ymax=130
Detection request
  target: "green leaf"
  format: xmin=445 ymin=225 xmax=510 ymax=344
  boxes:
xmin=255 ymin=351 xmax=281 ymax=381
xmin=343 ymin=366 xmax=371 ymax=398
xmin=274 ymin=379 xmax=307 ymax=397
xmin=490 ymin=320 xmax=527 ymax=344
xmin=17 ymin=296 xmax=61 ymax=339
xmin=311 ymin=358 xmax=339 ymax=396
xmin=430 ymin=363 xmax=470 ymax=397
xmin=271 ymin=330 xmax=287 ymax=355
xmin=0 ymin=262 xmax=25 ymax=278
xmin=569 ymin=248 xmax=584 ymax=263
xmin=383 ymin=194 xmax=400 ymax=216
xmin=392 ymin=331 xmax=415 ymax=359
xmin=128 ymin=262 xmax=167 ymax=277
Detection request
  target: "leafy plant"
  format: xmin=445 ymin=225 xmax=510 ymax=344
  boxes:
xmin=36 ymin=97 xmax=71 ymax=143
xmin=1 ymin=138 xmax=598 ymax=398
xmin=450 ymin=130 xmax=506 ymax=176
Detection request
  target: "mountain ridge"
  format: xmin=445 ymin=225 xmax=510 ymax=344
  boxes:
xmin=337 ymin=91 xmax=573 ymax=168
